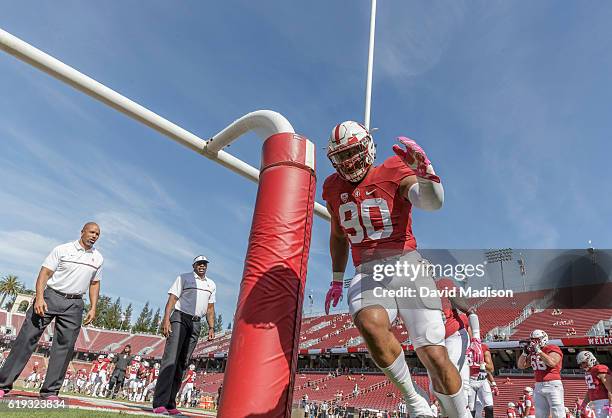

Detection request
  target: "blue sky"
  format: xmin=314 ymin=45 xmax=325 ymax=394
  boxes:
xmin=1 ymin=1 xmax=611 ymax=322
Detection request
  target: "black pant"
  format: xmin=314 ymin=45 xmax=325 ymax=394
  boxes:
xmin=108 ymin=368 xmax=126 ymax=395
xmin=0 ymin=288 xmax=83 ymax=397
xmin=152 ymin=310 xmax=201 ymax=409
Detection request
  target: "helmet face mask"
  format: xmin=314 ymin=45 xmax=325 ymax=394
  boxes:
xmin=189 ymin=364 xmax=196 ymax=371
xmin=327 ymin=121 xmax=376 ymax=183
xmin=529 ymin=329 xmax=548 ymax=349
xmin=577 ymin=351 xmax=597 ymax=371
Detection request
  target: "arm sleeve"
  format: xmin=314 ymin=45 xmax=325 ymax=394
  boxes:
xmin=469 ymin=313 xmax=481 ymax=340
xmin=407 ymin=174 xmax=444 ymax=211
xmin=168 ymin=275 xmax=183 ymax=297
xmin=42 ymin=245 xmax=62 ymax=271
xmin=92 ymin=259 xmax=103 ymax=282
xmin=209 ymin=282 xmax=216 ymax=304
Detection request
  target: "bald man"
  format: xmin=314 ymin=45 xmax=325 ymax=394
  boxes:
xmin=0 ymin=222 xmax=103 ymax=400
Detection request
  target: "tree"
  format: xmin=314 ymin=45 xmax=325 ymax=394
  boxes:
xmin=121 ymin=303 xmax=133 ymax=331
xmin=92 ymin=296 xmax=112 ymax=328
xmin=132 ymin=302 xmax=151 ymax=333
xmin=149 ymin=308 xmax=161 ymax=334
xmin=106 ymin=297 xmax=123 ymax=330
xmin=0 ymin=275 xmax=24 ymax=308
xmin=214 ymin=313 xmax=223 ymax=333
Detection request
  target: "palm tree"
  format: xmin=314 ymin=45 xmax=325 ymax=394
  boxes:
xmin=0 ymin=275 xmax=24 ymax=309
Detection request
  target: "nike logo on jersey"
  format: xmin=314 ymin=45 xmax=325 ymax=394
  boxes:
xmin=365 ymin=189 xmax=375 ymax=196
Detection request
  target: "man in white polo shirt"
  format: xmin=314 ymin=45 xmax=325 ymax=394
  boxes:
xmin=152 ymin=255 xmax=216 ymax=416
xmin=0 ymin=222 xmax=102 ymax=400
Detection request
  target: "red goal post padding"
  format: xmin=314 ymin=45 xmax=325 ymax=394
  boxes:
xmin=218 ymin=133 xmax=316 ymax=418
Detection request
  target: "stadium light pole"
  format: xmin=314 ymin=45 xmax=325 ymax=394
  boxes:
xmin=364 ymin=0 xmax=377 ymax=131
xmin=485 ymin=249 xmax=513 ymax=290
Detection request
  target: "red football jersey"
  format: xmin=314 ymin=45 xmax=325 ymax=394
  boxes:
xmin=99 ymin=358 xmax=111 ymax=371
xmin=437 ymin=278 xmax=464 ymax=338
xmin=185 ymin=370 xmax=196 ymax=383
xmin=137 ymin=364 xmax=149 ymax=379
xmin=322 ymin=156 xmax=416 ymax=266
xmin=583 ymin=407 xmax=596 ymax=418
xmin=507 ymin=408 xmax=516 ymax=418
xmin=91 ymin=360 xmax=101 ymax=373
xmin=32 ymin=364 xmax=39 ymax=373
xmin=467 ymin=343 xmax=490 ymax=377
xmin=516 ymin=400 xmax=525 ymax=416
xmin=524 ymin=394 xmax=535 ymax=416
xmin=129 ymin=360 xmax=141 ymax=375
xmin=530 ymin=345 xmax=563 ymax=382
xmin=152 ymin=368 xmax=159 ymax=379
xmin=586 ymin=364 xmax=611 ymax=401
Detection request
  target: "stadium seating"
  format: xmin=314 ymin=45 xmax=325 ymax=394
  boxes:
xmin=512 ymin=309 xmax=612 ymax=340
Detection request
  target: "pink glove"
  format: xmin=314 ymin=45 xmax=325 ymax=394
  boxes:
xmin=392 ymin=136 xmax=441 ymax=183
xmin=467 ymin=338 xmax=484 ymax=365
xmin=325 ymin=281 xmax=343 ymax=315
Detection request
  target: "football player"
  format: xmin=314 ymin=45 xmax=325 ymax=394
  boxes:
xmin=86 ymin=356 xmax=101 ymax=394
xmin=523 ymin=387 xmax=536 ymax=418
xmin=128 ymin=355 xmax=142 ymax=401
xmin=508 ymin=402 xmax=517 ymax=418
xmin=466 ymin=338 xmax=497 ymax=418
xmin=179 ymin=364 xmax=197 ymax=408
xmin=76 ymin=368 xmax=88 ymax=393
xmin=142 ymin=362 xmax=160 ymax=402
xmin=577 ymin=351 xmax=612 ymax=418
xmin=517 ymin=330 xmax=565 ymax=418
xmin=92 ymin=354 xmax=109 ymax=397
xmin=323 ymin=122 xmax=467 ymax=418
xmin=24 ymin=361 xmax=39 ymax=389
xmin=135 ymin=361 xmax=150 ymax=402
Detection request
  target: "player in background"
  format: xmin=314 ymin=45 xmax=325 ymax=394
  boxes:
xmin=466 ymin=340 xmax=495 ymax=418
xmin=179 ymin=364 xmax=197 ymax=408
xmin=92 ymin=354 xmax=110 ymax=397
xmin=61 ymin=369 xmax=73 ymax=392
xmin=323 ymin=122 xmax=466 ymax=418
xmin=24 ymin=361 xmax=39 ymax=388
xmin=135 ymin=361 xmax=150 ymax=402
xmin=516 ymin=395 xmax=525 ymax=418
xmin=75 ymin=368 xmax=88 ymax=393
xmin=508 ymin=402 xmax=517 ymax=418
xmin=142 ymin=362 xmax=160 ymax=402
xmin=522 ymin=387 xmax=536 ymax=418
xmin=577 ymin=351 xmax=612 ymax=418
xmin=517 ymin=330 xmax=565 ymax=418
xmin=86 ymin=356 xmax=101 ymax=394
xmin=128 ymin=355 xmax=142 ymax=401
xmin=434 ymin=278 xmax=483 ymax=416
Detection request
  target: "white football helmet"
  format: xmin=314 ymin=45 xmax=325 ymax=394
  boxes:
xmin=524 ymin=386 xmax=533 ymax=394
xmin=154 ymin=363 xmax=160 ymax=369
xmin=108 ymin=353 xmax=114 ymax=359
xmin=576 ymin=351 xmax=597 ymax=370
xmin=327 ymin=121 xmax=376 ymax=183
xmin=34 ymin=361 xmax=39 ymax=365
xmin=189 ymin=364 xmax=196 ymax=371
xmin=143 ymin=361 xmax=150 ymax=368
xmin=508 ymin=402 xmax=515 ymax=408
xmin=134 ymin=355 xmax=142 ymax=362
xmin=98 ymin=354 xmax=105 ymax=360
xmin=530 ymin=329 xmax=548 ymax=349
